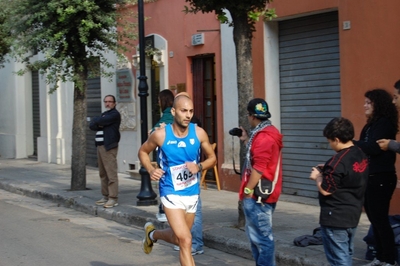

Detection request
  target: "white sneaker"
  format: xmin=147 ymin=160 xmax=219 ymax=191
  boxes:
xmin=192 ymin=249 xmax=204 ymax=256
xmin=156 ymin=212 xmax=167 ymax=222
xmin=173 ymin=245 xmax=203 ymax=255
xmin=103 ymin=199 xmax=118 ymax=208
xmin=95 ymin=197 xmax=108 ymax=205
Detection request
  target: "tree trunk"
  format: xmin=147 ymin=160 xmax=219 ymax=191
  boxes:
xmin=71 ymin=69 xmax=88 ymax=190
xmin=231 ymin=12 xmax=254 ymax=227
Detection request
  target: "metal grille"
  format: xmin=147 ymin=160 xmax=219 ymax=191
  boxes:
xmin=86 ymin=76 xmax=101 ymax=167
xmin=31 ymin=71 xmax=40 ymax=156
xmin=279 ymin=11 xmax=341 ymax=197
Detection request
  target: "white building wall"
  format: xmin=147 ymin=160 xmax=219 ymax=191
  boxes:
xmin=34 ymin=50 xmax=143 ymax=171
xmin=220 ymin=11 xmax=240 ymax=168
xmin=0 ymin=59 xmax=33 ymax=159
xmin=128 ymin=56 xmax=157 ymax=173
xmin=153 ymin=34 xmax=168 ymax=92
xmin=125 ymin=34 xmax=170 ymax=174
xmin=36 ymin=52 xmax=74 ymax=165
xmin=264 ymin=22 xmax=281 ymax=130
xmin=0 ymin=47 xmax=170 ymax=175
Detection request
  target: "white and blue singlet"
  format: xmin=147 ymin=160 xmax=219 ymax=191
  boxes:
xmin=158 ymin=123 xmax=201 ymax=197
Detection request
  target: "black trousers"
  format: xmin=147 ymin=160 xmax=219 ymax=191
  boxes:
xmin=364 ymin=172 xmax=397 ymax=264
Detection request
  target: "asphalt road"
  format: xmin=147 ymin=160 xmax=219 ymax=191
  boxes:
xmin=0 ymin=189 xmax=253 ymax=266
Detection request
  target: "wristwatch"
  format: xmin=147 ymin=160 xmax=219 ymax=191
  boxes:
xmin=197 ymin=163 xmax=203 ymax=172
xmin=244 ymin=187 xmax=254 ymax=195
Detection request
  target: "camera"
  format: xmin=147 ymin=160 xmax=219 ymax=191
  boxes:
xmin=315 ymin=165 xmax=323 ymax=173
xmin=229 ymin=127 xmax=242 ymax=137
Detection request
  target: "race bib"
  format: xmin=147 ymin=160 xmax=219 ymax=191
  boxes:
xmin=170 ymin=163 xmax=197 ymax=191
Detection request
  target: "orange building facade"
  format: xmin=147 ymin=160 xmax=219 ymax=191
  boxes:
xmin=258 ymin=0 xmax=400 ymax=214
xmin=133 ymin=0 xmax=400 ymax=213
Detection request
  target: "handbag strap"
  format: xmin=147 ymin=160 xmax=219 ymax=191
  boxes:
xmin=255 ymin=150 xmax=282 ymax=203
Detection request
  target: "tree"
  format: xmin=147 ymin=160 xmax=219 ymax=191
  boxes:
xmin=3 ymin=0 xmax=139 ymax=190
xmin=0 ymin=6 xmax=11 ymax=67
xmin=184 ymin=0 xmax=276 ymax=226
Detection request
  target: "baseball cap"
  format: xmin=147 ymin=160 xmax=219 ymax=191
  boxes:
xmin=247 ymin=98 xmax=271 ymax=119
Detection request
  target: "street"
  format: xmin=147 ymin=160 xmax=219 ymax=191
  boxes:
xmin=0 ymin=189 xmax=253 ymax=266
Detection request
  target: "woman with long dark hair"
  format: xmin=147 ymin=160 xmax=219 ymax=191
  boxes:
xmin=353 ymin=89 xmax=399 ymax=266
xmin=151 ymin=89 xmax=174 ymax=132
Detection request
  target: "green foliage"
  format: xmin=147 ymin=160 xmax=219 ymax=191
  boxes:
xmin=184 ymin=0 xmax=276 ymax=30
xmin=3 ymin=0 xmax=139 ymax=92
xmin=0 ymin=5 xmax=12 ymax=67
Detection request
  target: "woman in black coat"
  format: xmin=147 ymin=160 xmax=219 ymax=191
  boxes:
xmin=353 ymin=89 xmax=399 ymax=266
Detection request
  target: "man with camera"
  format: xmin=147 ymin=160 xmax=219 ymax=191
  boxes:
xmin=231 ymin=98 xmax=283 ymax=266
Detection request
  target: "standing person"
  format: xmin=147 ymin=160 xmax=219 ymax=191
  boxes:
xmin=151 ymin=89 xmax=174 ymax=133
xmin=233 ymin=98 xmax=283 ymax=266
xmin=353 ymin=89 xmax=398 ymax=266
xmin=189 ymin=197 xmax=204 ymax=255
xmin=138 ymin=94 xmax=216 ymax=266
xmin=89 ymin=95 xmax=121 ymax=208
xmin=151 ymin=89 xmax=175 ymax=222
xmin=377 ymin=80 xmax=400 ymax=152
xmin=310 ymin=117 xmax=368 ymax=266
xmin=189 ymin=112 xmax=204 ymax=256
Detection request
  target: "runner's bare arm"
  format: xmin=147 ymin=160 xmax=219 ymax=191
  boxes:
xmin=197 ymin=126 xmax=217 ymax=171
xmin=138 ymin=130 xmax=165 ymax=180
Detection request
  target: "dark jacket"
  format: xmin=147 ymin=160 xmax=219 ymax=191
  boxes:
xmin=89 ymin=108 xmax=121 ymax=151
xmin=151 ymin=107 xmax=174 ymax=133
xmin=319 ymin=146 xmax=368 ymax=228
xmin=353 ymin=116 xmax=397 ymax=174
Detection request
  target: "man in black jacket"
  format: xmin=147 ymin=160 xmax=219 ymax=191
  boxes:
xmin=89 ymin=95 xmax=121 ymax=208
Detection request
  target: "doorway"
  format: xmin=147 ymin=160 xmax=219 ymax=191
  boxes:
xmin=192 ymin=55 xmax=217 ymax=183
xmin=192 ymin=55 xmax=217 ymax=144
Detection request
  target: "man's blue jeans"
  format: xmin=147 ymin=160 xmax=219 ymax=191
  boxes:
xmin=320 ymin=226 xmax=356 ymax=266
xmin=192 ymin=197 xmax=203 ymax=251
xmin=243 ymin=197 xmax=276 ymax=266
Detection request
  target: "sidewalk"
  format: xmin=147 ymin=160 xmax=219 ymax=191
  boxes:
xmin=0 ymin=158 xmax=371 ymax=266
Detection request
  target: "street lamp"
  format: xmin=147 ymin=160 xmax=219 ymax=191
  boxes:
xmin=136 ymin=0 xmax=157 ymax=206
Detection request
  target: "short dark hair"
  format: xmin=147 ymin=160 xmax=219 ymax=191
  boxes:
xmin=323 ymin=117 xmax=354 ymax=143
xmin=394 ymin=79 xmax=400 ymax=92
xmin=104 ymin=95 xmax=116 ymax=102
xmin=158 ymin=90 xmax=174 ymax=111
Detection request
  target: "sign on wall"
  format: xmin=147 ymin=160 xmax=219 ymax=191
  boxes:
xmin=192 ymin=33 xmax=204 ymax=46
xmin=116 ymin=69 xmax=133 ymax=102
